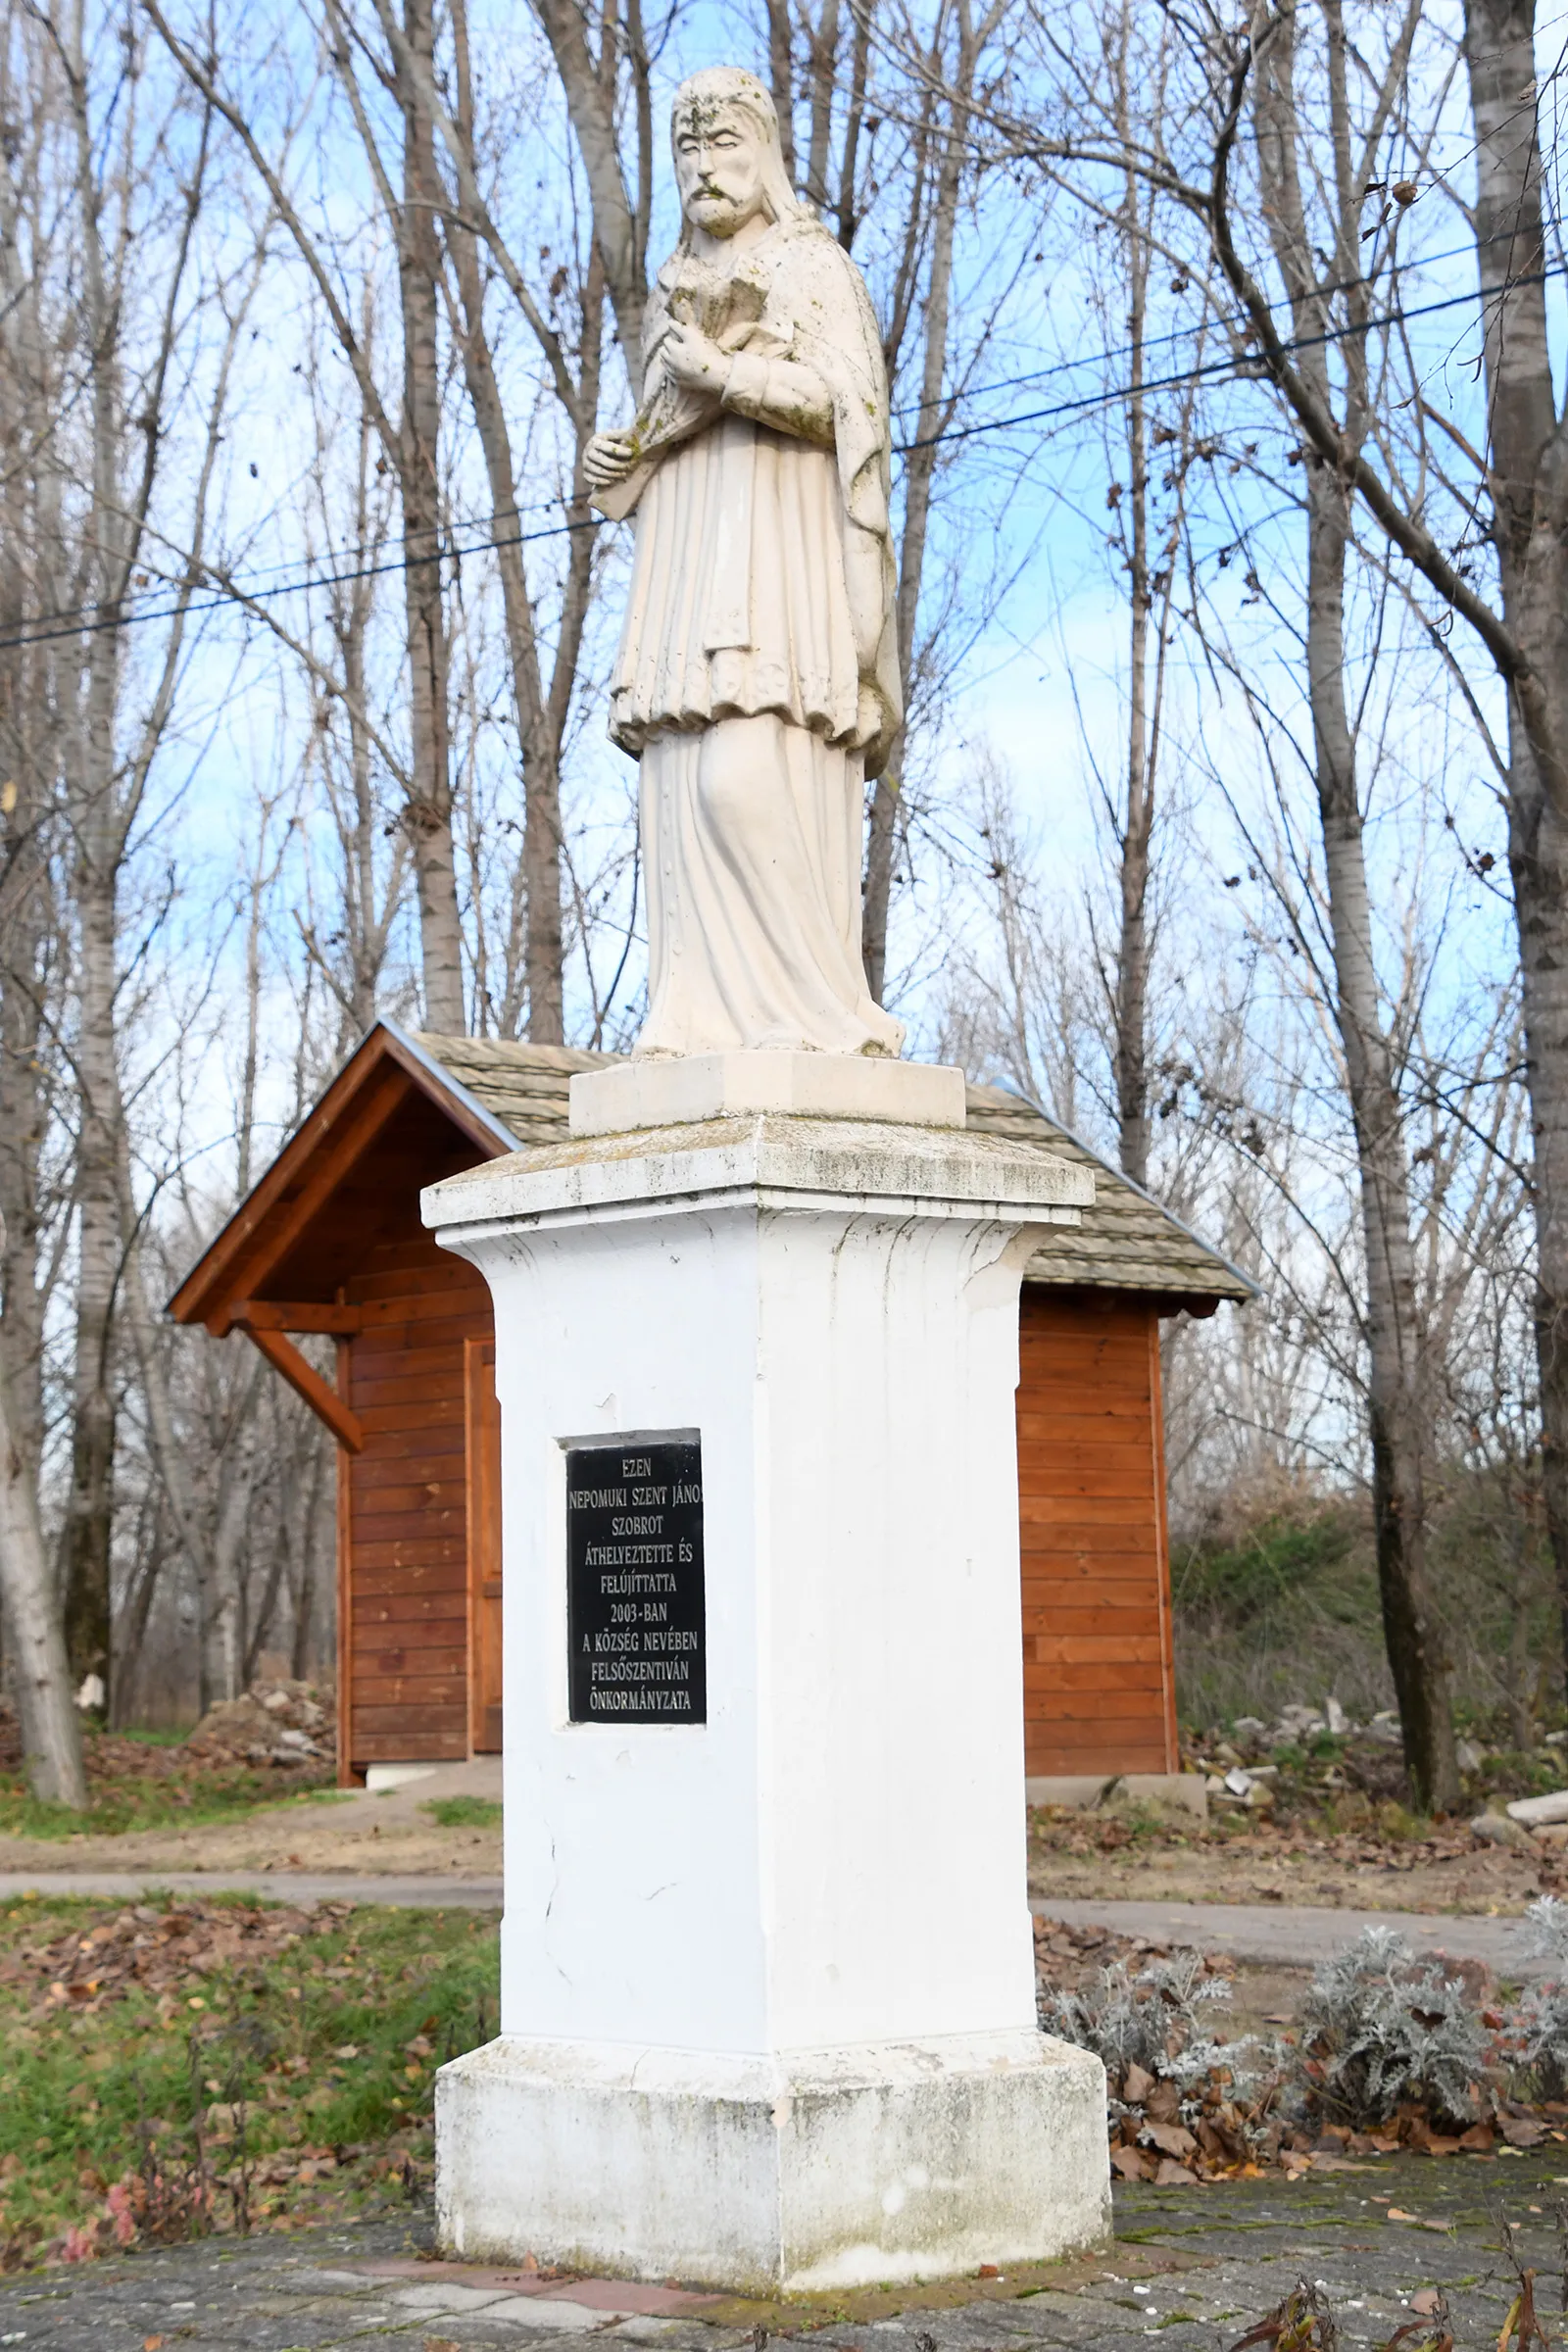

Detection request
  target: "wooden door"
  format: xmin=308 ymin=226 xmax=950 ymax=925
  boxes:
xmin=465 ymin=1336 xmax=504 ymax=1752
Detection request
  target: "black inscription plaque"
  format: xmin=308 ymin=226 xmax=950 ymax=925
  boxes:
xmin=566 ymin=1436 xmax=706 ymax=1723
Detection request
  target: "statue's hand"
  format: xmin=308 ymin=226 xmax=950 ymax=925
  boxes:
xmin=584 ymin=430 xmax=638 ymax=488
xmin=661 ymin=321 xmax=729 ymax=394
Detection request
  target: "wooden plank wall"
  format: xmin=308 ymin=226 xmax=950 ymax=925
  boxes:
xmin=342 ymin=1238 xmax=494 ymax=1768
xmin=1016 ymin=1288 xmax=1178 ymax=1775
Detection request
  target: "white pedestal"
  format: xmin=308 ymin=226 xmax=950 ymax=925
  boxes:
xmin=420 ymin=1114 xmax=1109 ymax=2293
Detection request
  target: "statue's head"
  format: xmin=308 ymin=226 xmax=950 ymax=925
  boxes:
xmin=670 ymin=68 xmax=804 ymax=243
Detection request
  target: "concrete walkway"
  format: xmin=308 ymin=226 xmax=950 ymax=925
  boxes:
xmin=1031 ymin=1892 xmax=1551 ymax=1977
xmin=0 ymin=1872 xmax=1549 ymax=1973
xmin=0 ymin=1869 xmax=503 ymax=1906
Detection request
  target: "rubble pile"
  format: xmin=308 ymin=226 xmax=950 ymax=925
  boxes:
xmin=184 ymin=1682 xmax=335 ymax=1773
xmin=1184 ymin=1700 xmax=1568 ymax=1851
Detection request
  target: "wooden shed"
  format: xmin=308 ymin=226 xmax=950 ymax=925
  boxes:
xmin=169 ymin=1021 xmax=1251 ymax=1787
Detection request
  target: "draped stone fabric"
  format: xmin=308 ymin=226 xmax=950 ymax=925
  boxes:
xmin=638 ymin=719 xmax=897 ymax=1058
xmin=605 ymin=204 xmax=905 ymax=1059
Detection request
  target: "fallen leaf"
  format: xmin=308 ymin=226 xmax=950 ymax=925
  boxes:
xmin=1153 ymin=2157 xmax=1198 ymax=2186
xmin=1111 ymin=2146 xmax=1152 ymax=2181
xmin=1411 ymin=2292 xmax=1442 ymax=2317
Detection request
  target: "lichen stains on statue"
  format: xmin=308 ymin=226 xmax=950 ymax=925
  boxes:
xmin=583 ymin=68 xmax=906 ymax=1062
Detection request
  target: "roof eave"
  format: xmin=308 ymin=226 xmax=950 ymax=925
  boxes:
xmin=976 ymin=1083 xmax=1259 ymax=1303
xmin=166 ymin=1020 xmax=514 ymax=1331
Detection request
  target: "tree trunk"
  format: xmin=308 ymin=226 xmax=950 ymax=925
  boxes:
xmin=447 ymin=0 xmax=566 ymax=1040
xmin=61 ymin=334 xmax=126 ymax=1702
xmin=1113 ymin=158 xmax=1154 ymax=1189
xmin=398 ymin=0 xmax=465 ymax=1033
xmin=765 ymin=0 xmax=797 ymax=178
xmin=0 ymin=1216 xmax=86 ymax=1806
xmin=1307 ymin=465 xmax=1459 ymax=1813
xmin=529 ymin=0 xmax=647 ymax=391
xmin=0 ymin=477 xmax=53 ymax=1542
xmin=203 ymin=1401 xmax=256 ymax=1709
xmin=1462 ymin=0 xmax=1568 ymax=1695
xmin=1244 ymin=0 xmax=1458 ymax=1811
xmin=862 ymin=34 xmax=969 ymax=1003
xmin=62 ymin=851 xmax=120 ymax=1696
xmin=290 ymin=1436 xmax=328 ymax=1681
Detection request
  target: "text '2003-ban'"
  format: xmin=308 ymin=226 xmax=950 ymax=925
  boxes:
xmin=565 ymin=1437 xmax=706 ymax=1723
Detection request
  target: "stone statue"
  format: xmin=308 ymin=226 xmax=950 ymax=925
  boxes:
xmin=584 ymin=67 xmax=906 ymax=1061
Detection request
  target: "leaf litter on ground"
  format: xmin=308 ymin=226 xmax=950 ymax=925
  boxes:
xmin=0 ymin=1892 xmax=498 ymax=2270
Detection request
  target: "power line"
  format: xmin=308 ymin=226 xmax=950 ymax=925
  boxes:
xmin=5 ymin=223 xmax=1510 ymax=649
xmin=887 ymin=222 xmax=1544 ymax=419
xmin=25 ymin=228 xmax=1535 ymax=645
xmin=1 ymin=258 xmax=1559 ymax=658
xmin=10 ymin=236 xmax=1552 ymax=643
xmin=7 ymin=486 xmax=582 ymax=644
xmin=0 ymin=513 xmax=603 ymax=656
xmin=895 ymin=261 xmax=1566 ymax=453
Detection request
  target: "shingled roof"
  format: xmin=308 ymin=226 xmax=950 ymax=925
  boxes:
xmin=413 ymin=1030 xmax=1252 ymax=1313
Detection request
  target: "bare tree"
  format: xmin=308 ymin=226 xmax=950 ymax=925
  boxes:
xmin=0 ymin=0 xmax=66 ymax=1668
xmin=148 ymin=0 xmax=469 ymax=1030
xmin=527 ymin=0 xmax=652 ymax=390
xmin=383 ymin=0 xmax=620 ymax=1039
xmin=1085 ymin=3 xmax=1201 ymax=1189
xmin=2 ymin=0 xmax=262 ymax=1705
xmin=1118 ymin=0 xmax=1568 ymax=1715
xmin=1457 ymin=0 xmax=1568 ymax=1691
xmin=859 ymin=0 xmax=1009 ymax=1002
xmin=0 ymin=1209 xmax=86 ymax=1803
xmin=1241 ymin=0 xmax=1459 ymax=1810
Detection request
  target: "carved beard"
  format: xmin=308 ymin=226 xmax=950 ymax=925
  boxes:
xmin=670 ymin=97 xmax=802 ymax=236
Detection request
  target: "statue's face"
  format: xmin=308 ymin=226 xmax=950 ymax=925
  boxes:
xmin=674 ymin=106 xmax=767 ymax=240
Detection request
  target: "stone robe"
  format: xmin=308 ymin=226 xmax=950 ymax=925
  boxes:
xmin=606 ymin=215 xmax=905 ymax=1059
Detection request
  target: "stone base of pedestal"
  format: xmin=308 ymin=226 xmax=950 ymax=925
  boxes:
xmin=434 ymin=2029 xmax=1109 ymax=2293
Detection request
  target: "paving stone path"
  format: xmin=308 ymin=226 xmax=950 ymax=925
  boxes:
xmin=4 ymin=2147 xmax=1564 ymax=2352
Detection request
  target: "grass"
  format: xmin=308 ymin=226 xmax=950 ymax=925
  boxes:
xmin=0 ymin=1769 xmax=318 ymax=1842
xmin=0 ymin=1892 xmax=499 ymax=2265
xmin=420 ymin=1796 xmax=503 ymax=1830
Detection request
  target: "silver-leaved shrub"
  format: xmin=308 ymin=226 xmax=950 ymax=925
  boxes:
xmin=1509 ymin=1897 xmax=1568 ymax=2102
xmin=1298 ymin=1927 xmax=1491 ymax=2128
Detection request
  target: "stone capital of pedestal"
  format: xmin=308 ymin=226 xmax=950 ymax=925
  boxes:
xmin=569 ymin=1050 xmax=968 ymax=1137
xmin=421 ymin=1107 xmax=1093 ymax=1244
